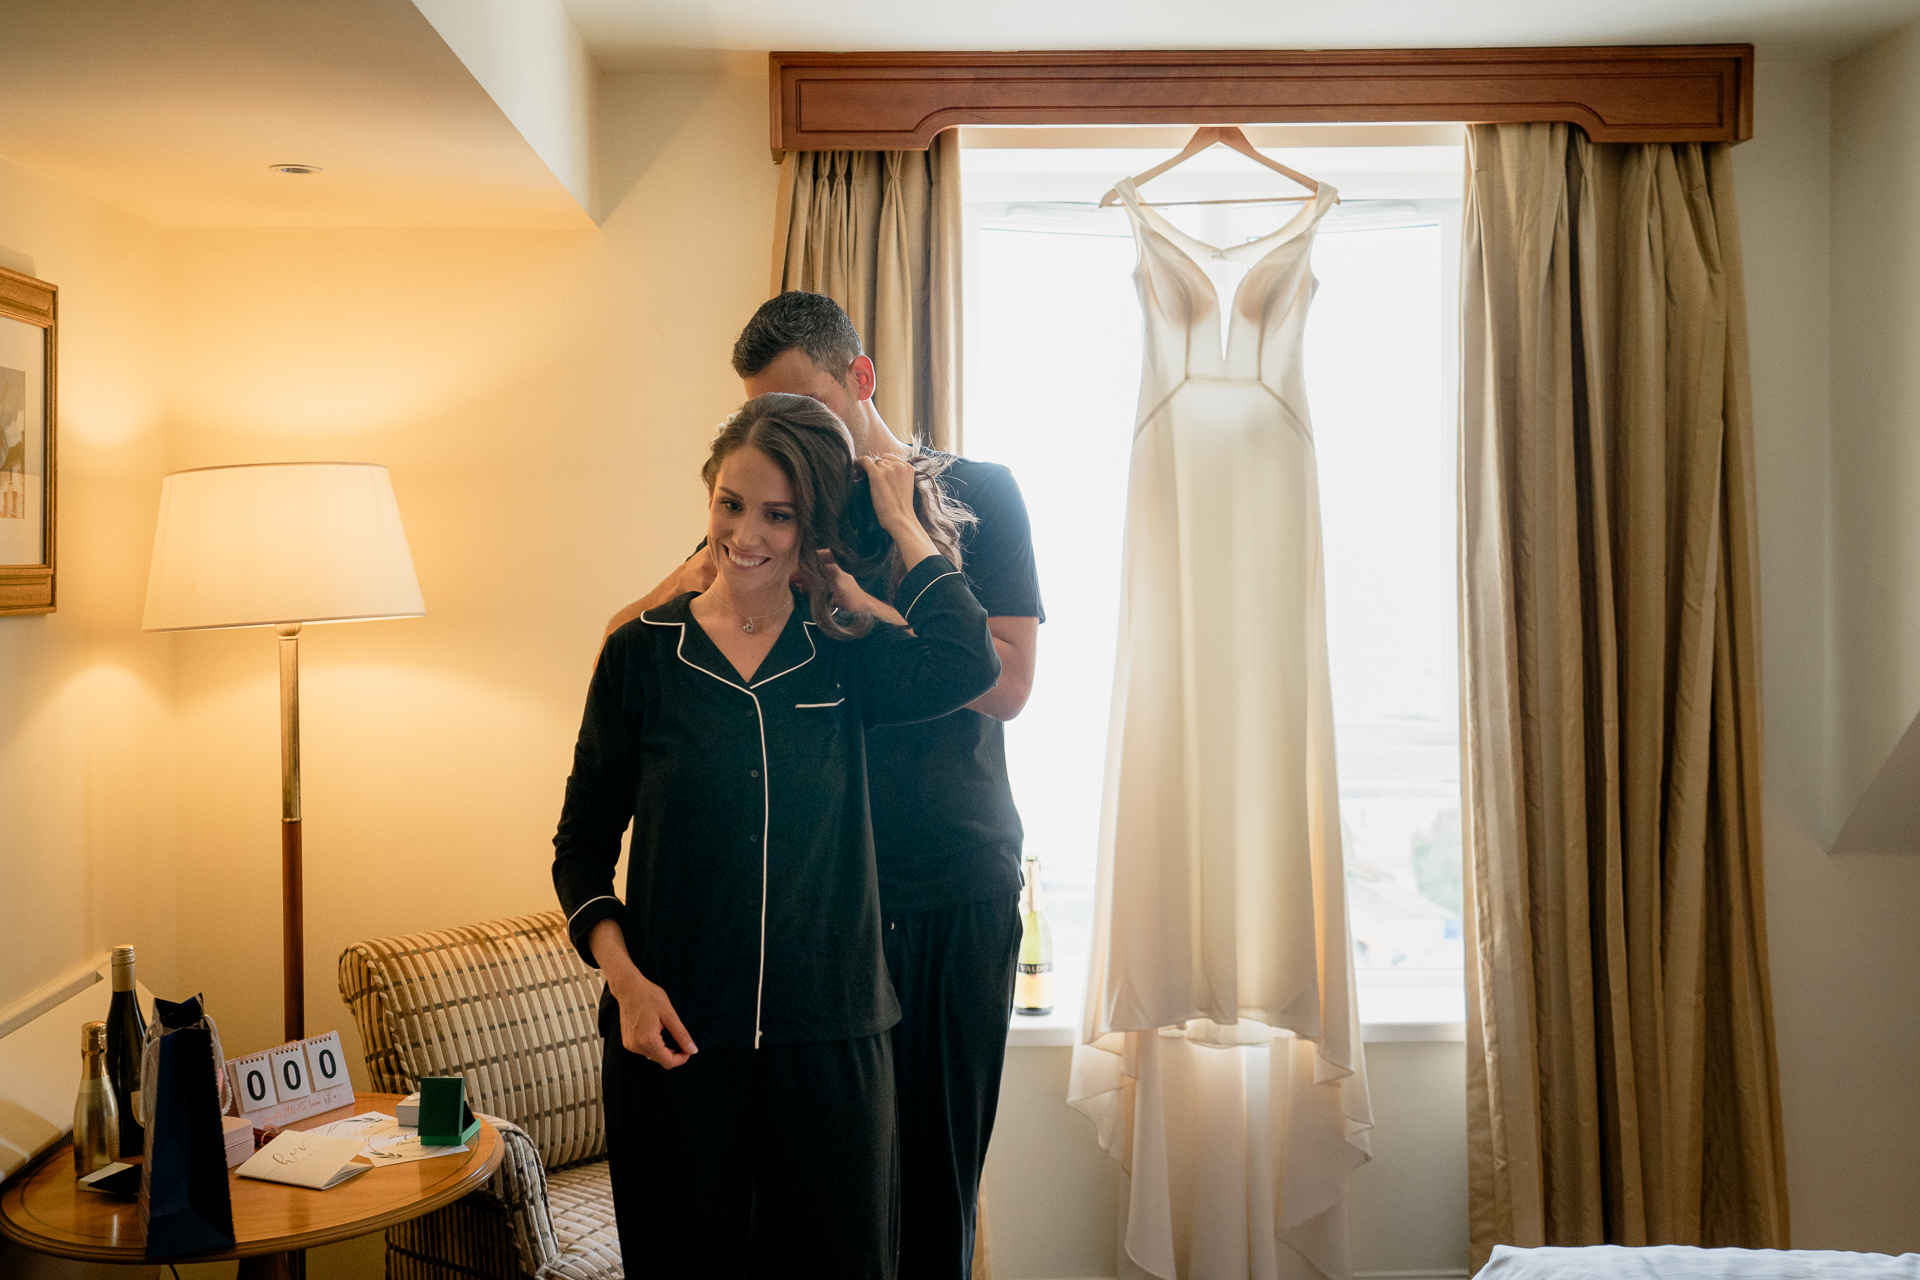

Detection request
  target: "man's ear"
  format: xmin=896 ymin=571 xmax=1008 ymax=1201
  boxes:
xmin=846 ymin=354 xmax=878 ymax=403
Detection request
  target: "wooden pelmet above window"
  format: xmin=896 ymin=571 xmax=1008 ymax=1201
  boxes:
xmin=768 ymin=45 xmax=1753 ymax=156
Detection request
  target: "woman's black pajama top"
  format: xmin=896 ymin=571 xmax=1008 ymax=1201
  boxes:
xmin=552 ymin=555 xmax=1000 ymax=1050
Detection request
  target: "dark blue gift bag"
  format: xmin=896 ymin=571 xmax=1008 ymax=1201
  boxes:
xmin=138 ymin=995 xmax=236 ymax=1259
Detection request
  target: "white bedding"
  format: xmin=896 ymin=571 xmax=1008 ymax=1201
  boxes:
xmin=1479 ymin=1245 xmax=1920 ymax=1278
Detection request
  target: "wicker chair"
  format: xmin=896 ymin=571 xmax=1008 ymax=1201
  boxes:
xmin=338 ymin=909 xmax=620 ymax=1280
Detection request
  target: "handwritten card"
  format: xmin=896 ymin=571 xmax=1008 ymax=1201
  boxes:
xmin=235 ymin=1130 xmax=372 ymax=1190
xmin=308 ymin=1111 xmax=469 ymax=1165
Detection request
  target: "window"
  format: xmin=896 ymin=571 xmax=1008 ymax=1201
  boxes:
xmin=964 ymin=131 xmax=1466 ymax=1031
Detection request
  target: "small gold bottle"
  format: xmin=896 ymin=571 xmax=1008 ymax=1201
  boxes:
xmin=1015 ymin=855 xmax=1055 ymax=1016
xmin=73 ymin=1020 xmax=120 ymax=1177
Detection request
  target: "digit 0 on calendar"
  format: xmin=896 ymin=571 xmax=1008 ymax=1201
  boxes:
xmin=229 ymin=1050 xmax=280 ymax=1115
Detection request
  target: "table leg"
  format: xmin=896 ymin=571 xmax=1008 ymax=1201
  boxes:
xmin=236 ymin=1248 xmax=306 ymax=1280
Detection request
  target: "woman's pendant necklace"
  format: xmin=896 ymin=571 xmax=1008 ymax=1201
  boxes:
xmin=740 ymin=601 xmax=791 ymax=634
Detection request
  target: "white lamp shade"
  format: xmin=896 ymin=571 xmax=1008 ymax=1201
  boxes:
xmin=142 ymin=462 xmax=425 ymax=631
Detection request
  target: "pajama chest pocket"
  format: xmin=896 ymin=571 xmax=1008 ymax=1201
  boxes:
xmin=793 ymin=681 xmax=846 ymax=709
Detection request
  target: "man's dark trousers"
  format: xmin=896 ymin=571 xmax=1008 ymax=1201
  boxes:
xmin=883 ymin=895 xmax=1024 ymax=1279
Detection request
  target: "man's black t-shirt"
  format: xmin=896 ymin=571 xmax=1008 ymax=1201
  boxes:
xmin=853 ymin=452 xmax=1045 ymax=913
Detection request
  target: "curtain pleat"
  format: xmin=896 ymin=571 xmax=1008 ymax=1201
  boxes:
xmin=1460 ymin=122 xmax=1789 ymax=1272
xmin=771 ymin=135 xmax=964 ymax=452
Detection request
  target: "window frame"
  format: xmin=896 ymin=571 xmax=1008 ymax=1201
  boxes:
xmin=964 ymin=153 xmax=1470 ymax=1047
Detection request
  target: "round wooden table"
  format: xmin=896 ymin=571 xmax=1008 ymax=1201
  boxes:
xmin=0 ymin=1092 xmax=502 ymax=1280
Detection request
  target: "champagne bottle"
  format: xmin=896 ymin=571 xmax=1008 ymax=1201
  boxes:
xmin=74 ymin=1021 xmax=119 ymax=1177
xmin=1015 ymin=855 xmax=1054 ymax=1016
xmin=105 ymin=943 xmax=147 ymax=1157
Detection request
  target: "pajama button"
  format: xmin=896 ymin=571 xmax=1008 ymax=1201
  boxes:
xmin=749 ymin=834 xmax=759 ymax=842
xmin=750 ymin=769 xmax=759 ymax=777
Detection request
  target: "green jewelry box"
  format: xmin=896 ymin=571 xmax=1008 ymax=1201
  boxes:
xmin=416 ymin=1076 xmax=481 ymax=1147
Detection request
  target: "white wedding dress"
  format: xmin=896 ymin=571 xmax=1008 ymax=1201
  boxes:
xmin=1069 ymin=177 xmax=1373 ymax=1280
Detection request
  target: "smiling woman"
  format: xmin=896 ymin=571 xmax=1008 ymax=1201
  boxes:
xmin=550 ymin=392 xmax=1001 ymax=1275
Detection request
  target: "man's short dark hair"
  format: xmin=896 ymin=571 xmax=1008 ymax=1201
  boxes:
xmin=732 ymin=291 xmax=864 ymax=380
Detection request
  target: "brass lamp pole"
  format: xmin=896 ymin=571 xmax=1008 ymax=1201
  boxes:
xmin=278 ymin=621 xmax=305 ymax=1040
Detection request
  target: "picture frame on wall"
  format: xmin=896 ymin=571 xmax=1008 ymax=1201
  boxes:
xmin=0 ymin=265 xmax=56 ymax=615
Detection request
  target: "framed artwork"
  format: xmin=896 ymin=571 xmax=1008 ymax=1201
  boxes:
xmin=0 ymin=265 xmax=56 ymax=615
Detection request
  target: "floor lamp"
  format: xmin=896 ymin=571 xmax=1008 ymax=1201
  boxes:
xmin=142 ymin=462 xmax=424 ymax=1043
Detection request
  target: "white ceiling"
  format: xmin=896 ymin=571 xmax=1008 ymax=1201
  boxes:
xmin=0 ymin=0 xmax=590 ymax=229
xmin=569 ymin=0 xmax=1920 ymax=66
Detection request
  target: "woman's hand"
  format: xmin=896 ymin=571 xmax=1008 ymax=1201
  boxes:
xmin=607 ymin=968 xmax=697 ymax=1068
xmin=819 ymin=551 xmax=908 ymax=627
xmin=588 ymin=917 xmax=696 ymax=1069
xmin=858 ymin=455 xmax=938 ymax=570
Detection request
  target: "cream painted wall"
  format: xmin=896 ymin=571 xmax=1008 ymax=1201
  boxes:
xmin=1829 ymin=23 xmax=1920 ymax=840
xmin=1740 ymin=56 xmax=1920 ymax=1255
xmin=0 ymin=150 xmax=177 ymax=1280
xmin=0 ymin=155 xmax=177 ymax=1018
xmin=1757 ymin=39 xmax=1920 ymax=1253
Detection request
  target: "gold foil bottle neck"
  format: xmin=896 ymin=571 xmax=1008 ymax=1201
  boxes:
xmin=81 ymin=1020 xmax=108 ymax=1054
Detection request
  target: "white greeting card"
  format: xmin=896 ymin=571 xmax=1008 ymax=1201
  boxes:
xmin=235 ymin=1130 xmax=372 ymax=1190
xmin=309 ymin=1111 xmax=469 ymax=1165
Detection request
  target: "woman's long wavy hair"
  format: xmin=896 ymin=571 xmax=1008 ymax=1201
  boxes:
xmin=704 ymin=394 xmax=974 ymax=641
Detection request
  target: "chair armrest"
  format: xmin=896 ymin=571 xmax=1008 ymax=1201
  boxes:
xmin=474 ymin=1116 xmax=560 ymax=1276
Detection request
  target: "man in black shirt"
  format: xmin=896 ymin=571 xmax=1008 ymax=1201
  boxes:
xmin=609 ymin=293 xmax=1043 ymax=1278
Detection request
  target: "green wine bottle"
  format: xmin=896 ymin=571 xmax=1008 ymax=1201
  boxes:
xmin=1015 ymin=855 xmax=1054 ymax=1016
xmin=105 ymin=944 xmax=147 ymax=1158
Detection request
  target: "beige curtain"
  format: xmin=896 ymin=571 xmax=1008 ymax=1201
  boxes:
xmin=771 ymin=133 xmax=964 ymax=452
xmin=1459 ymin=123 xmax=1789 ymax=1271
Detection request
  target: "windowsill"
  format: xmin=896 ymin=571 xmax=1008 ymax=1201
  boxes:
xmin=1003 ymin=967 xmax=1469 ymax=1047
xmin=1361 ymin=1019 xmax=1465 ymax=1043
xmin=1006 ymin=1014 xmax=1466 ymax=1048
xmin=1007 ymin=1003 xmax=1082 ymax=1047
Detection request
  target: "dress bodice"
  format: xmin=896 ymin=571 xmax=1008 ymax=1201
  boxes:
xmin=1115 ymin=177 xmax=1340 ymax=424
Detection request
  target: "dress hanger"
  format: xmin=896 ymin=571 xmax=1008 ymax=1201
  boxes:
xmin=1098 ymin=126 xmax=1334 ymax=209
